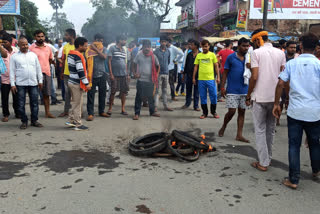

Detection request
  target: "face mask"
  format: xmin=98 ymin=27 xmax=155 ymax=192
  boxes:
xmin=214 ymin=47 xmax=217 ymax=52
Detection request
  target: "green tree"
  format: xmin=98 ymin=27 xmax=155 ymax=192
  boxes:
xmin=2 ymin=0 xmax=48 ymax=42
xmin=82 ymin=1 xmax=132 ymax=44
xmin=50 ymin=12 xmax=74 ymax=39
xmin=82 ymin=0 xmax=172 ymax=41
xmin=116 ymin=0 xmax=171 ymax=36
xmin=48 ymin=0 xmax=65 ymax=39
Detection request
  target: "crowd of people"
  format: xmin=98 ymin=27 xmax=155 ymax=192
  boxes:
xmin=0 ymin=27 xmax=319 ymax=189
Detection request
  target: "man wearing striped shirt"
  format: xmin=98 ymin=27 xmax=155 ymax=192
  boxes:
xmin=66 ymin=37 xmax=91 ymax=131
xmin=107 ymin=35 xmax=129 ymax=116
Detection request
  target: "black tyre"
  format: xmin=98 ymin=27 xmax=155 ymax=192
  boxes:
xmin=172 ymin=130 xmax=209 ymax=150
xmin=129 ymin=137 xmax=168 ymax=156
xmin=129 ymin=132 xmax=168 ymax=149
xmin=166 ymin=140 xmax=200 ymax=162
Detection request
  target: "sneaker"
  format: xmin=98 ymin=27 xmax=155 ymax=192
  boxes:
xmin=74 ymin=125 xmax=89 ymax=131
xmin=181 ymin=92 xmax=186 ymax=96
xmin=65 ymin=122 xmax=77 ymax=127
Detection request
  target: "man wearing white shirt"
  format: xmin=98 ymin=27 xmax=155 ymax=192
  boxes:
xmin=167 ymin=39 xmax=184 ymax=101
xmin=10 ymin=37 xmax=43 ymax=129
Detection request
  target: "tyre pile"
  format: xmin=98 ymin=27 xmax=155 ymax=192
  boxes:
xmin=128 ymin=130 xmax=216 ymax=162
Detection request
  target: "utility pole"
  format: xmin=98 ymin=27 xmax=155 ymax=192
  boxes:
xmin=262 ymin=0 xmax=268 ymax=30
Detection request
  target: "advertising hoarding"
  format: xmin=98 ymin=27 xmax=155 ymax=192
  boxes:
xmin=250 ymin=0 xmax=320 ymax=19
xmin=236 ymin=9 xmax=248 ymax=28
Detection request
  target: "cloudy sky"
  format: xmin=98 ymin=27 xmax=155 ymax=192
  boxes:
xmin=29 ymin=0 xmax=180 ymax=35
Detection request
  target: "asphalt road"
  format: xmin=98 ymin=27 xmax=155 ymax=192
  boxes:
xmin=0 ymin=81 xmax=319 ymax=214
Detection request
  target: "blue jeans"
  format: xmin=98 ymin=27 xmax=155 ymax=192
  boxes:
xmin=185 ymin=75 xmax=199 ymax=109
xmin=175 ymin=73 xmax=185 ymax=93
xmin=198 ymin=80 xmax=217 ymax=105
xmin=134 ymin=81 xmax=155 ymax=116
xmin=287 ymin=116 xmax=320 ymax=184
xmin=17 ymin=86 xmax=39 ymax=123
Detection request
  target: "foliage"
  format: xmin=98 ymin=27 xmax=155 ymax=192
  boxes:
xmin=48 ymin=0 xmax=64 ymax=9
xmin=82 ymin=0 xmax=171 ymax=41
xmin=2 ymin=0 xmax=48 ymax=42
xmin=50 ymin=12 xmax=74 ymax=39
xmin=82 ymin=1 xmax=132 ymax=44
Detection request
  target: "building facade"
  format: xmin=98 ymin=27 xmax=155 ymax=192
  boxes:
xmin=175 ymin=0 xmax=320 ymax=40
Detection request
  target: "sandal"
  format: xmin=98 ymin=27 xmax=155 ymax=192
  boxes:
xmin=251 ymin=162 xmax=268 ymax=171
xmin=282 ymin=178 xmax=297 ymax=189
xmin=106 ymin=111 xmax=112 ymax=116
xmin=200 ymin=115 xmax=207 ymax=119
xmin=133 ymin=115 xmax=139 ymax=120
xmin=121 ymin=111 xmax=128 ymax=116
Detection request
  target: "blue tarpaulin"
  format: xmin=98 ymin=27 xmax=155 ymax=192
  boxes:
xmin=237 ymin=31 xmax=296 ymax=41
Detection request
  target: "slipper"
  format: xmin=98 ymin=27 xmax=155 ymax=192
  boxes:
xmin=282 ymin=178 xmax=297 ymax=189
xmin=106 ymin=111 xmax=112 ymax=116
xmin=251 ymin=162 xmax=268 ymax=172
xmin=200 ymin=115 xmax=207 ymax=119
xmin=121 ymin=111 xmax=128 ymax=116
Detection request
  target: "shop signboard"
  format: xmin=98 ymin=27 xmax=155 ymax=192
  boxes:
xmin=0 ymin=0 xmax=20 ymax=15
xmin=250 ymin=0 xmax=320 ymax=19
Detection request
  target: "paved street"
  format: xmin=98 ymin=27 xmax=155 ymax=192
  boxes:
xmin=0 ymin=81 xmax=319 ymax=214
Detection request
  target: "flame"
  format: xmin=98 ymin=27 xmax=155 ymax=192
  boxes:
xmin=194 ymin=151 xmax=197 ymax=154
xmin=208 ymin=145 xmax=213 ymax=151
xmin=200 ymin=141 xmax=205 ymax=145
xmin=171 ymin=141 xmax=176 ymax=146
xmin=201 ymin=135 xmax=206 ymax=140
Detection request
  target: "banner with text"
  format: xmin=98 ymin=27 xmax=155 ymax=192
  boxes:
xmin=0 ymin=0 xmax=20 ymax=15
xmin=236 ymin=9 xmax=248 ymax=28
xmin=250 ymin=0 xmax=320 ymax=19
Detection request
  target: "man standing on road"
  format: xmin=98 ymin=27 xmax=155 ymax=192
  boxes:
xmin=86 ymin=33 xmax=109 ymax=121
xmin=277 ymin=41 xmax=298 ymax=126
xmin=107 ymin=35 xmax=129 ymax=116
xmin=181 ymin=40 xmax=200 ymax=111
xmin=167 ymin=39 xmax=184 ymax=101
xmin=10 ymin=37 xmax=43 ymax=129
xmin=59 ymin=29 xmax=76 ymax=117
xmin=246 ymin=29 xmax=286 ymax=172
xmin=193 ymin=40 xmax=220 ymax=119
xmin=154 ymin=36 xmax=173 ymax=112
xmin=132 ymin=40 xmax=160 ymax=120
xmin=29 ymin=30 xmax=55 ymax=118
xmin=175 ymin=42 xmax=188 ymax=96
xmin=218 ymin=38 xmax=250 ymax=143
xmin=273 ymin=33 xmax=320 ymax=189
xmin=1 ymin=33 xmax=17 ymax=122
xmin=216 ymin=40 xmax=234 ymax=102
xmin=66 ymin=37 xmax=91 ymax=131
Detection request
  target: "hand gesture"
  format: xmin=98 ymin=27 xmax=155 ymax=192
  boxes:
xmin=11 ymin=86 xmax=17 ymax=94
xmin=272 ymin=105 xmax=282 ymax=119
xmin=86 ymin=85 xmax=92 ymax=91
xmin=38 ymin=83 xmax=43 ymax=91
xmin=110 ymin=74 xmax=115 ymax=81
xmin=192 ymin=78 xmax=196 ymax=85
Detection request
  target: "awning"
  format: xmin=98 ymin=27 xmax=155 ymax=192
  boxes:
xmin=203 ymin=34 xmax=250 ymax=43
